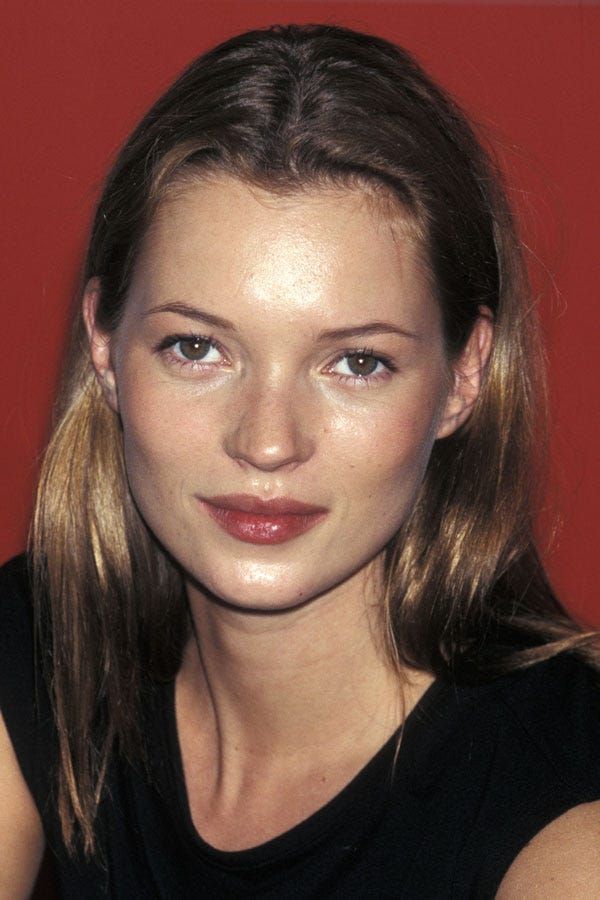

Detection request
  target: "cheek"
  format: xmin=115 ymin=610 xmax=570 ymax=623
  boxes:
xmin=330 ymin=385 xmax=444 ymax=499
xmin=117 ymin=369 xmax=216 ymax=502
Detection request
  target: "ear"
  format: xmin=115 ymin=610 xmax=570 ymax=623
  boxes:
xmin=82 ymin=277 xmax=119 ymax=413
xmin=436 ymin=310 xmax=493 ymax=439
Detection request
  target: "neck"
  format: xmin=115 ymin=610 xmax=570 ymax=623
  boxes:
xmin=180 ymin=566 xmax=432 ymax=765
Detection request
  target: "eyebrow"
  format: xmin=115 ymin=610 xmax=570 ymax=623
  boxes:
xmin=145 ymin=302 xmax=236 ymax=332
xmin=144 ymin=301 xmax=421 ymax=342
xmin=317 ymin=322 xmax=420 ymax=342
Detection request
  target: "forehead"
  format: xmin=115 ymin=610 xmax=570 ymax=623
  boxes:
xmin=130 ymin=175 xmax=438 ymax=334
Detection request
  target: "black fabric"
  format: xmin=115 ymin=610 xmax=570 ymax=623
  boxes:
xmin=2 ymin=553 xmax=600 ymax=899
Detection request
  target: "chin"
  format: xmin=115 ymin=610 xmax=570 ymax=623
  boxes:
xmin=183 ymin=561 xmax=323 ymax=615
xmin=213 ymin=594 xmax=316 ymax=616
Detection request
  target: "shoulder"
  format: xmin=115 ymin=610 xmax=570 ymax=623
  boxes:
xmin=490 ymin=652 xmax=600 ymax=786
xmin=496 ymin=799 xmax=600 ymax=898
xmin=0 ymin=553 xmax=33 ymax=612
xmin=0 ymin=553 xmax=35 ymax=692
xmin=491 ymin=656 xmax=600 ymax=897
xmin=445 ymin=652 xmax=600 ymax=896
xmin=0 ymin=554 xmax=35 ymax=704
xmin=442 ymin=652 xmax=600 ymax=788
xmin=0 ymin=553 xmax=47 ymax=893
xmin=0 ymin=554 xmax=53 ymax=812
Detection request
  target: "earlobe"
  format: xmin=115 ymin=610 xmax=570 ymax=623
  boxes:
xmin=83 ymin=278 xmax=119 ymax=413
xmin=436 ymin=311 xmax=494 ymax=440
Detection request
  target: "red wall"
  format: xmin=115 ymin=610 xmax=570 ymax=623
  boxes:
xmin=2 ymin=2 xmax=599 ymax=623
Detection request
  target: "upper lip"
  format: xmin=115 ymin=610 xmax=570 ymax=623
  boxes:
xmin=201 ymin=493 xmax=328 ymax=516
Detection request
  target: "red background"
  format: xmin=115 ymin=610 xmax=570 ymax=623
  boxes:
xmin=1 ymin=1 xmax=599 ymax=623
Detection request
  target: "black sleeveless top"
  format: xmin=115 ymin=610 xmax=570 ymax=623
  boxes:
xmin=2 ymin=554 xmax=600 ymax=899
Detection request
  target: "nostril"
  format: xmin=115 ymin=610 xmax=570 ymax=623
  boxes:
xmin=226 ymin=439 xmax=308 ymax=473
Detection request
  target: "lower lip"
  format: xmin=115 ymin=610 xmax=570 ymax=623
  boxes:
xmin=201 ymin=503 xmax=327 ymax=544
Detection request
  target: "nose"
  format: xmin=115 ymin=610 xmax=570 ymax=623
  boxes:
xmin=223 ymin=379 xmax=316 ymax=472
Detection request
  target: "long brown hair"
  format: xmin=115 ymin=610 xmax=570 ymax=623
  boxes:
xmin=31 ymin=23 xmax=598 ymax=855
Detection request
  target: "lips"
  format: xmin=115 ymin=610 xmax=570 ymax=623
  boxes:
xmin=199 ymin=494 xmax=328 ymax=544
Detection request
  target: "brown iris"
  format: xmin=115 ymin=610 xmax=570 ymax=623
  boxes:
xmin=178 ymin=337 xmax=212 ymax=360
xmin=346 ymin=353 xmax=379 ymax=376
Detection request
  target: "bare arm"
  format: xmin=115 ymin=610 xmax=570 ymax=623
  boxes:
xmin=0 ymin=711 xmax=45 ymax=899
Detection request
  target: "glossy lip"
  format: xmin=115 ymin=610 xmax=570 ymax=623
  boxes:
xmin=198 ymin=493 xmax=328 ymax=544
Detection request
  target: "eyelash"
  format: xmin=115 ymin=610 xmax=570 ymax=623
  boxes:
xmin=153 ymin=333 xmax=397 ymax=386
xmin=154 ymin=333 xmax=227 ymax=372
xmin=327 ymin=346 xmax=397 ymax=386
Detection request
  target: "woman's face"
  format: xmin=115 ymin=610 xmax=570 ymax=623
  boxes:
xmin=88 ymin=176 xmax=478 ymax=612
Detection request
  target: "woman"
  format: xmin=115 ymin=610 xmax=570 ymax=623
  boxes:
xmin=1 ymin=23 xmax=599 ymax=899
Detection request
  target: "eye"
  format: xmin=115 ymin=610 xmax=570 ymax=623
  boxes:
xmin=175 ymin=336 xmax=222 ymax=363
xmin=336 ymin=352 xmax=382 ymax=377
xmin=329 ymin=349 xmax=395 ymax=384
xmin=153 ymin=333 xmax=226 ymax=371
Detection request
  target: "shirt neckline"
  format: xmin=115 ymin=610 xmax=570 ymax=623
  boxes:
xmin=158 ymin=673 xmax=448 ymax=869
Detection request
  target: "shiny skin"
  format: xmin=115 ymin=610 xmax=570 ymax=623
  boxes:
xmin=88 ymin=176 xmax=471 ymax=613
